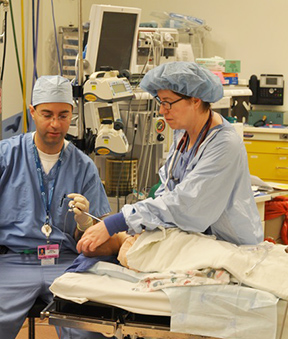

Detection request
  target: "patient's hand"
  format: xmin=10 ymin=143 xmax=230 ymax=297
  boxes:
xmin=76 ymin=221 xmax=110 ymax=254
xmin=80 ymin=232 xmax=130 ymax=257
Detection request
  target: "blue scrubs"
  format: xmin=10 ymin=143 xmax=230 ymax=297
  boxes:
xmin=0 ymin=133 xmax=111 ymax=339
xmin=121 ymin=118 xmax=263 ymax=246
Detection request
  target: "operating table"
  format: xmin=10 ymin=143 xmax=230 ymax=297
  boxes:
xmin=41 ymin=261 xmax=288 ymax=339
xmin=42 ymin=229 xmax=288 ymax=339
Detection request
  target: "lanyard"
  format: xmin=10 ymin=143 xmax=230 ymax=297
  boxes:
xmin=165 ymin=110 xmax=213 ymax=189
xmin=33 ymin=139 xmax=64 ymax=225
xmin=194 ymin=109 xmax=213 ymax=156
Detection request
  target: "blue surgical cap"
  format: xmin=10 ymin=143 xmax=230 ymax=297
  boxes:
xmin=32 ymin=75 xmax=73 ymax=106
xmin=140 ymin=61 xmax=223 ymax=103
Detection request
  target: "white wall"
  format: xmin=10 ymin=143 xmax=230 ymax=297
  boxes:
xmin=1 ymin=0 xmax=287 ymax=134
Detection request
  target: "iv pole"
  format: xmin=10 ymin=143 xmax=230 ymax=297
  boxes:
xmin=77 ymin=0 xmax=84 ymax=142
xmin=72 ymin=0 xmax=96 ymax=154
xmin=0 ymin=0 xmax=9 ymax=140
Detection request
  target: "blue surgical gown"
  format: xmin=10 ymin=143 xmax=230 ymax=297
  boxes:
xmin=0 ymin=133 xmax=111 ymax=339
xmin=0 ymin=132 xmax=111 ymax=252
xmin=122 ymin=118 xmax=263 ymax=246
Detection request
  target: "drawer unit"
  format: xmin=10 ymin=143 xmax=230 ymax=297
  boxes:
xmin=245 ymin=151 xmax=288 ymax=182
xmin=59 ymin=26 xmax=79 ymax=80
xmin=244 ymin=126 xmax=288 ymax=183
xmin=244 ymin=140 xmax=288 ymax=155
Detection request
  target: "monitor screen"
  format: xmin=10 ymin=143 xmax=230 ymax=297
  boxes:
xmin=98 ymin=106 xmax=114 ymax=122
xmin=266 ymin=77 xmax=277 ymax=86
xmin=85 ymin=5 xmax=141 ymax=75
xmin=96 ymin=12 xmax=138 ymax=72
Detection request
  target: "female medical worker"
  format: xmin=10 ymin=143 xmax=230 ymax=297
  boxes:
xmin=72 ymin=61 xmax=264 ymax=256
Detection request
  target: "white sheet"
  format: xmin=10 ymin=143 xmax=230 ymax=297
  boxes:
xmin=50 ymin=262 xmax=280 ymax=339
xmin=50 ymin=228 xmax=288 ymax=339
xmin=126 ymin=228 xmax=288 ymax=300
xmin=50 ymin=265 xmax=170 ymax=315
xmin=164 ymin=285 xmax=277 ymax=339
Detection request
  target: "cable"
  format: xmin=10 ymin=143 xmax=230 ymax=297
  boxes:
xmin=9 ymin=0 xmax=22 ymax=91
xmin=124 ymin=112 xmax=138 ymax=204
xmin=134 ymin=33 xmax=154 ymax=89
xmin=132 ymin=92 xmax=150 ymax=196
xmin=143 ymin=134 xmax=154 ymax=195
xmin=115 ymin=156 xmax=125 ymax=213
xmin=32 ymin=0 xmax=36 ymax=81
xmin=21 ymin=0 xmax=28 ymax=133
xmin=137 ymin=107 xmax=154 ymax=199
xmin=50 ymin=0 xmax=62 ymax=75
xmin=31 ymin=0 xmax=40 ymax=84
xmin=0 ymin=10 xmax=7 ymax=81
xmin=28 ymin=0 xmax=40 ymax=131
xmin=142 ymin=100 xmax=157 ymax=194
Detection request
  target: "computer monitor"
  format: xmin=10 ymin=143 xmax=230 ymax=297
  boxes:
xmin=84 ymin=4 xmax=141 ymax=75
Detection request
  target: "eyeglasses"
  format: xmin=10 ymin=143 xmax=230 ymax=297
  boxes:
xmin=36 ymin=110 xmax=71 ymax=122
xmin=155 ymin=96 xmax=184 ymax=110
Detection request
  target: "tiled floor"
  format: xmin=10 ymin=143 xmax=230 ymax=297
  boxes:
xmin=16 ymin=318 xmax=58 ymax=339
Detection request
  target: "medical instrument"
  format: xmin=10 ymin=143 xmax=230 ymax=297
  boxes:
xmin=165 ymin=131 xmax=189 ymax=185
xmin=68 ymin=101 xmax=130 ymax=155
xmin=61 ymin=194 xmax=103 ymax=223
xmin=69 ymin=70 xmax=132 ymax=155
xmin=83 ymin=70 xmax=134 ymax=102
xmin=79 ymin=101 xmax=120 ymax=135
xmin=95 ymin=119 xmax=129 ymax=155
xmin=69 ymin=204 xmax=102 ymax=223
xmin=133 ymin=27 xmax=179 ymax=74
xmin=148 ymin=11 xmax=211 ymax=66
xmin=116 ymin=90 xmax=168 ymax=201
xmin=84 ymin=4 xmax=141 ymax=75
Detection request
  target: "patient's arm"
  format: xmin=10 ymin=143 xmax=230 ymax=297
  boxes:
xmin=81 ymin=231 xmax=130 ymax=257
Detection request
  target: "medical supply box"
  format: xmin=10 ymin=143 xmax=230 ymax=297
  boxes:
xmin=223 ymin=72 xmax=238 ymax=85
xmin=225 ymin=60 xmax=241 ymax=73
xmin=265 ymin=215 xmax=285 ymax=244
xmin=196 ymin=57 xmax=241 ymax=73
xmin=196 ymin=57 xmax=225 ymax=72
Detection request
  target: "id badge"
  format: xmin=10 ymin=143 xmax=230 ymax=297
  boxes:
xmin=38 ymin=244 xmax=59 ymax=265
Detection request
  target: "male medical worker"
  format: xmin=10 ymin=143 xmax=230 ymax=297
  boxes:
xmin=0 ymin=75 xmax=111 ymax=339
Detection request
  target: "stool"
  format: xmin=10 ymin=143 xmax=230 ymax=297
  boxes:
xmin=27 ymin=298 xmax=47 ymax=339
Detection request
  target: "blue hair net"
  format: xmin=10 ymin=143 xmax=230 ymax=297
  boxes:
xmin=140 ymin=61 xmax=223 ymax=103
xmin=32 ymin=75 xmax=73 ymax=106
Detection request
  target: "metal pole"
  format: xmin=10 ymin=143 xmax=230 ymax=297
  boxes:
xmin=77 ymin=0 xmax=84 ymax=140
xmin=0 ymin=1 xmax=8 ymax=140
xmin=0 ymin=79 xmax=2 ymax=140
